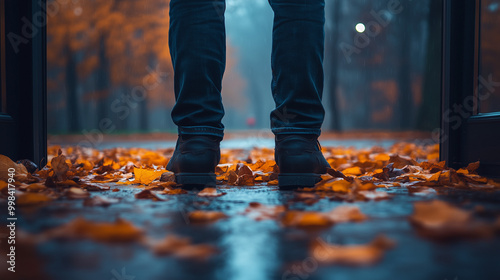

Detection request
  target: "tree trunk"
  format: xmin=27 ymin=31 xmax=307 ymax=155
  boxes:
xmin=65 ymin=41 xmax=80 ymax=133
xmin=397 ymin=2 xmax=413 ymax=130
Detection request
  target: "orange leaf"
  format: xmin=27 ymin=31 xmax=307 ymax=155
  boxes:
xmin=188 ymin=210 xmax=227 ymax=223
xmin=42 ymin=217 xmax=143 ymax=242
xmin=311 ymin=235 xmax=396 ymax=266
xmin=198 ymin=187 xmax=226 ymax=197
xmin=132 ymin=167 xmax=164 ymax=185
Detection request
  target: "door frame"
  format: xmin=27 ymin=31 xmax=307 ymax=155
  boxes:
xmin=0 ymin=0 xmax=47 ymax=166
xmin=441 ymin=0 xmax=500 ymax=177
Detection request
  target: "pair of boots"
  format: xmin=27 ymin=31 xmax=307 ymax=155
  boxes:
xmin=166 ymin=134 xmax=330 ymax=189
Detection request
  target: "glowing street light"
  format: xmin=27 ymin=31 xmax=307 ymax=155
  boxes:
xmin=355 ymin=23 xmax=366 ymax=33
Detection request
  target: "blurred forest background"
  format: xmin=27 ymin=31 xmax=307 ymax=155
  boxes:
xmin=47 ymin=0 xmax=444 ymax=135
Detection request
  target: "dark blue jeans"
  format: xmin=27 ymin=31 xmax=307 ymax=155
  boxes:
xmin=169 ymin=0 xmax=325 ymax=138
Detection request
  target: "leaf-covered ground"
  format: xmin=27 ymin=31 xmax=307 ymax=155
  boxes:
xmin=1 ymin=141 xmax=500 ymax=280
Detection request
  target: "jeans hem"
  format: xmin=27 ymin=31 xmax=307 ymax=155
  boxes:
xmin=178 ymin=126 xmax=224 ymax=138
xmin=272 ymin=127 xmax=321 ymax=136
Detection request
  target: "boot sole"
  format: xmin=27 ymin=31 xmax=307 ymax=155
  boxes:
xmin=175 ymin=173 xmax=216 ymax=189
xmin=278 ymin=173 xmax=322 ymax=190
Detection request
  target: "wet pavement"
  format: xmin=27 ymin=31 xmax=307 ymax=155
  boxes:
xmin=3 ymin=179 xmax=500 ymax=280
xmin=2 ymin=137 xmax=500 ymax=280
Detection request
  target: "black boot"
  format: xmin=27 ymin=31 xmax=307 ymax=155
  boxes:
xmin=275 ymin=134 xmax=331 ymax=189
xmin=166 ymin=135 xmax=222 ymax=188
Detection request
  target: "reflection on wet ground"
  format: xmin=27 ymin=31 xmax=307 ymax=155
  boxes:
xmin=6 ymin=183 xmax=500 ymax=280
xmin=3 ymin=135 xmax=500 ymax=280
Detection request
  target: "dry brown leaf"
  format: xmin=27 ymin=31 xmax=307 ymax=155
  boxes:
xmin=281 ymin=211 xmax=333 ymax=228
xmin=311 ymin=235 xmax=396 ymax=266
xmin=81 ymin=182 xmax=110 ymax=191
xmin=135 ymin=190 xmax=164 ymax=201
xmin=291 ymin=193 xmax=319 ymax=205
xmin=66 ymin=187 xmax=90 ymax=199
xmin=0 ymin=180 xmax=8 ymax=192
xmin=325 ymin=205 xmax=367 ymax=223
xmin=466 ymin=161 xmax=480 ymax=174
xmin=410 ymin=200 xmax=494 ymax=239
xmin=267 ymin=179 xmax=279 ymax=185
xmin=16 ymin=192 xmax=53 ymax=206
xmin=162 ymin=188 xmax=188 ymax=195
xmin=50 ymin=152 xmax=70 ymax=181
xmin=188 ymin=210 xmax=227 ymax=223
xmin=326 ymin=168 xmax=347 ymax=179
xmin=358 ymin=190 xmax=390 ymax=201
xmin=244 ymin=202 xmax=286 ymax=221
xmin=83 ymin=195 xmax=119 ymax=207
xmin=390 ymin=154 xmax=417 ymax=168
xmin=198 ymin=187 xmax=226 ymax=197
xmin=42 ymin=217 xmax=143 ymax=242
xmin=148 ymin=235 xmax=217 ymax=260
xmin=160 ymin=172 xmax=175 ymax=182
xmin=342 ymin=166 xmax=363 ymax=176
xmin=0 ymin=154 xmax=28 ymax=182
xmin=316 ymin=179 xmax=352 ymax=193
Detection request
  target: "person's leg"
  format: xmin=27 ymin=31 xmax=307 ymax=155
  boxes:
xmin=167 ymin=0 xmax=226 ymax=187
xmin=169 ymin=0 xmax=226 ymax=138
xmin=268 ymin=0 xmax=326 ymax=135
xmin=268 ymin=0 xmax=330 ymax=188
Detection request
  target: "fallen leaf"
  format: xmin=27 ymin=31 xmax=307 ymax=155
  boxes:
xmin=42 ymin=217 xmax=143 ymax=242
xmin=198 ymin=187 xmax=226 ymax=197
xmin=326 ymin=168 xmax=347 ymax=179
xmin=325 ymin=205 xmax=367 ymax=223
xmin=466 ymin=161 xmax=480 ymax=174
xmin=135 ymin=190 xmax=164 ymax=201
xmin=83 ymin=196 xmax=119 ymax=207
xmin=162 ymin=188 xmax=188 ymax=195
xmin=50 ymin=152 xmax=70 ymax=181
xmin=188 ymin=210 xmax=227 ymax=223
xmin=244 ymin=202 xmax=286 ymax=221
xmin=390 ymin=155 xmax=417 ymax=168
xmin=281 ymin=211 xmax=333 ymax=228
xmin=0 ymin=154 xmax=28 ymax=182
xmin=358 ymin=190 xmax=390 ymax=201
xmin=235 ymin=174 xmax=254 ymax=186
xmin=311 ymin=235 xmax=396 ymax=266
xmin=409 ymin=200 xmax=494 ymax=239
xmin=316 ymin=179 xmax=352 ymax=193
xmin=160 ymin=172 xmax=175 ymax=182
xmin=342 ymin=166 xmax=363 ymax=176
xmin=148 ymin=235 xmax=217 ymax=260
xmin=132 ymin=167 xmax=164 ymax=185
xmin=66 ymin=187 xmax=90 ymax=199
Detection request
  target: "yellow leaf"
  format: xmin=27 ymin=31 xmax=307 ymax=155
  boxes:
xmin=132 ymin=167 xmax=164 ymax=185
xmin=343 ymin=166 xmax=363 ymax=176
